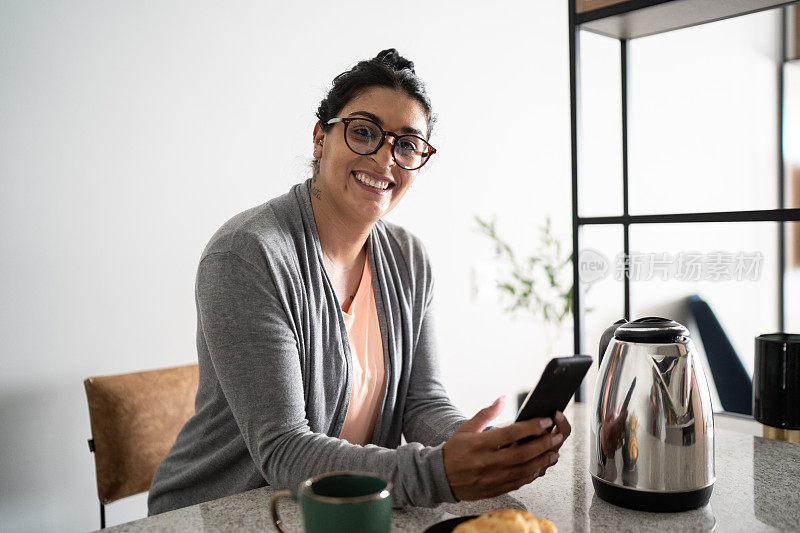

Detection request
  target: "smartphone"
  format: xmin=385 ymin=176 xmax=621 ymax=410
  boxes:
xmin=514 ymin=355 xmax=593 ymax=428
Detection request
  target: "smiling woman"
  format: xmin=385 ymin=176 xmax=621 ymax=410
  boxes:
xmin=146 ymin=49 xmax=571 ymax=516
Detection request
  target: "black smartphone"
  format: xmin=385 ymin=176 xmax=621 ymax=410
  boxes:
xmin=514 ymin=355 xmax=593 ymax=428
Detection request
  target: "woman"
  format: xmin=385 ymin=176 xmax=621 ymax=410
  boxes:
xmin=148 ymin=49 xmax=571 ymax=515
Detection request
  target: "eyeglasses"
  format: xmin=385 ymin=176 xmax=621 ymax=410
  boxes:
xmin=326 ymin=117 xmax=436 ymax=170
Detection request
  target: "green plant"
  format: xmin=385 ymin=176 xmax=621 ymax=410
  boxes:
xmin=474 ymin=215 xmax=577 ymax=326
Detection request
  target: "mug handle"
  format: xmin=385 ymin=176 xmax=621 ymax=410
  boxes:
xmin=269 ymin=489 xmax=293 ymax=533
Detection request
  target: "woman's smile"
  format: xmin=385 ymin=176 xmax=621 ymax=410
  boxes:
xmin=352 ymin=170 xmax=395 ymax=193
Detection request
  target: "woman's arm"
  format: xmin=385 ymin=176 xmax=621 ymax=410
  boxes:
xmin=196 ymin=250 xmax=455 ymax=508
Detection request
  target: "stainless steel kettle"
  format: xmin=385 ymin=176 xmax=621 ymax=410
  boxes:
xmin=590 ymin=317 xmax=715 ymax=512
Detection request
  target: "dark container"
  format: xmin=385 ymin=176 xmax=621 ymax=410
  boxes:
xmin=753 ymin=333 xmax=800 ymax=430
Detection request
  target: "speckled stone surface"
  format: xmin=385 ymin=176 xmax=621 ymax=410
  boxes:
xmin=102 ymin=405 xmax=800 ymax=532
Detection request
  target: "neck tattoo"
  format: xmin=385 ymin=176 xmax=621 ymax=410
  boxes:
xmin=311 ymin=169 xmax=322 ymax=199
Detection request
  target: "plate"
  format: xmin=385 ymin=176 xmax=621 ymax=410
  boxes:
xmin=423 ymin=515 xmax=479 ymax=533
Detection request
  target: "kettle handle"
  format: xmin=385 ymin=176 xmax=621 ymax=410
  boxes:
xmin=598 ymin=319 xmax=628 ymax=366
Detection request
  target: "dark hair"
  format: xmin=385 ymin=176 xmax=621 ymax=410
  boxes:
xmin=313 ymin=49 xmax=435 ymax=172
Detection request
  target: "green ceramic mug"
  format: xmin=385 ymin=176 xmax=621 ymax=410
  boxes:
xmin=269 ymin=470 xmax=392 ymax=533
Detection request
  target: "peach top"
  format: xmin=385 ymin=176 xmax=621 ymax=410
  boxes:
xmin=338 ymin=255 xmax=386 ymax=445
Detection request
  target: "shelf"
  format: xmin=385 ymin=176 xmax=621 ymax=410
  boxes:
xmin=568 ymin=0 xmax=795 ymax=363
xmin=578 ymin=208 xmax=800 ymax=225
xmin=577 ymin=0 xmax=798 ymax=39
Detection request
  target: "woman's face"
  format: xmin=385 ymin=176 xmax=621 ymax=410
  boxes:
xmin=312 ymin=86 xmax=429 ymax=225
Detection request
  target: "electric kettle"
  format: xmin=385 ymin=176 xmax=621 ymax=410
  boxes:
xmin=590 ymin=317 xmax=715 ymax=512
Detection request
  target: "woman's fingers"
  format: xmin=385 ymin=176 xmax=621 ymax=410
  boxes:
xmin=456 ymin=396 xmax=506 ymax=434
xmin=495 ymin=432 xmax=563 ymax=467
xmin=487 ymin=451 xmax=560 ymax=495
xmin=552 ymin=411 xmax=572 ymax=451
xmin=482 ymin=417 xmax=553 ymax=449
xmin=496 ymin=451 xmax=557 ymax=486
xmin=554 ymin=411 xmax=572 ymax=438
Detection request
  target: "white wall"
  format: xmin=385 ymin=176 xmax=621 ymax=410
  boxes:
xmin=0 ymin=1 xmax=788 ymax=530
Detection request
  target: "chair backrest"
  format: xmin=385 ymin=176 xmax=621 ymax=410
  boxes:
xmin=686 ymin=294 xmax=753 ymax=415
xmin=84 ymin=364 xmax=199 ymax=504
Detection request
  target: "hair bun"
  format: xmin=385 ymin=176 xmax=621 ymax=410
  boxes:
xmin=374 ymin=48 xmax=415 ymax=73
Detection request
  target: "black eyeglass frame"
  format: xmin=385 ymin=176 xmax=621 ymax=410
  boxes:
xmin=326 ymin=117 xmax=436 ymax=170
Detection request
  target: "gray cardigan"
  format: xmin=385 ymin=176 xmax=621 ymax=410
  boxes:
xmin=147 ymin=180 xmax=466 ymax=514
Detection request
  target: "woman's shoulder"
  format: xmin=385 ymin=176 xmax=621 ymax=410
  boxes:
xmin=199 ymin=182 xmax=308 ymax=271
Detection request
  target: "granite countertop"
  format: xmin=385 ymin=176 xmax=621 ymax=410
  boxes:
xmin=104 ymin=404 xmax=800 ymax=532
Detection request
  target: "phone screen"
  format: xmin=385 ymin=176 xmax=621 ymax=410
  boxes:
xmin=514 ymin=355 xmax=592 ymax=424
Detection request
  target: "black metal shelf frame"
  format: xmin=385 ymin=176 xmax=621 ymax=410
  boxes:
xmin=568 ymin=0 xmax=800 ymax=401
xmin=576 ymin=0 xmax=797 ymax=39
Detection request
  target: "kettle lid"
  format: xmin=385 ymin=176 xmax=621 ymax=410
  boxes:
xmin=615 ymin=317 xmax=689 ymax=343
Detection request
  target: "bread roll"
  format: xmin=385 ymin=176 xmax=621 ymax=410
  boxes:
xmin=452 ymin=509 xmax=556 ymax=533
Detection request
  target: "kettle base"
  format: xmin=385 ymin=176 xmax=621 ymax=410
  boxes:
xmin=592 ymin=476 xmax=713 ymax=512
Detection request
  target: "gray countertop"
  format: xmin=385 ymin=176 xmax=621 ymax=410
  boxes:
xmin=104 ymin=404 xmax=800 ymax=532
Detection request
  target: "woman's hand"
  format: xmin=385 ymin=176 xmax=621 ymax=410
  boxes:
xmin=442 ymin=397 xmax=572 ymax=501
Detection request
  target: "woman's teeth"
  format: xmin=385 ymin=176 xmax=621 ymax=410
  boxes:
xmin=354 ymin=172 xmax=390 ymax=190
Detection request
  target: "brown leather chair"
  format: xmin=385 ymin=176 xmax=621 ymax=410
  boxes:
xmin=84 ymin=364 xmax=198 ymax=528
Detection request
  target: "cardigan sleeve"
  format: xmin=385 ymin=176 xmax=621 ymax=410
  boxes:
xmin=196 ymin=250 xmax=457 ymax=508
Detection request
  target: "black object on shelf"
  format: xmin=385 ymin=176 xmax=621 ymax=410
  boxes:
xmin=754 ymin=333 xmax=800 ymax=429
